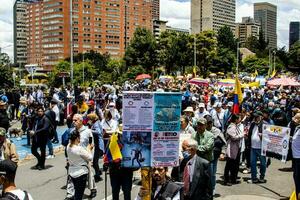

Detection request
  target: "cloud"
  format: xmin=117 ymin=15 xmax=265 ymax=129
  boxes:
xmin=0 ymin=0 xmax=14 ymax=59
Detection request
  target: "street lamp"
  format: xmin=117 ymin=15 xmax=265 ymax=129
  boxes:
xmin=70 ymin=0 xmax=74 ymax=88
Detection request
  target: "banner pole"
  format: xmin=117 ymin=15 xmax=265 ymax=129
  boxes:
xmin=141 ymin=167 xmax=152 ymax=200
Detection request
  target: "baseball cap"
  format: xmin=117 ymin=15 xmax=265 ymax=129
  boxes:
xmin=0 ymin=159 xmax=17 ymax=176
xmin=227 ymin=102 xmax=233 ymax=107
xmin=199 ymin=103 xmax=205 ymax=108
xmin=197 ymin=117 xmax=207 ymax=125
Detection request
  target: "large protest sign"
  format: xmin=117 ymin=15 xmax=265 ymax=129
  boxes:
xmin=122 ymin=92 xmax=181 ymax=167
xmin=262 ymin=124 xmax=291 ymax=162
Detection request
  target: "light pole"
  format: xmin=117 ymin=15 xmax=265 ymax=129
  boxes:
xmin=273 ymin=50 xmax=276 ymax=73
xmin=82 ymin=53 xmax=85 ymax=85
xmin=70 ymin=0 xmax=74 ymax=88
xmin=236 ymin=41 xmax=239 ymax=74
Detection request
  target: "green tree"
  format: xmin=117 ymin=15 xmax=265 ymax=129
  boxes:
xmin=242 ymin=55 xmax=269 ymax=74
xmin=0 ymin=65 xmax=13 ymax=88
xmin=192 ymin=31 xmax=218 ymax=77
xmin=288 ymin=41 xmax=300 ymax=70
xmin=212 ymin=48 xmax=236 ymax=73
xmin=48 ymin=60 xmax=71 ymax=87
xmin=124 ymin=27 xmax=158 ymax=72
xmin=217 ymin=25 xmax=236 ymax=51
xmin=276 ymin=47 xmax=290 ymax=69
xmin=73 ymin=60 xmax=97 ymax=86
xmin=245 ymin=35 xmax=259 ymax=53
xmin=256 ymin=29 xmax=269 ymax=57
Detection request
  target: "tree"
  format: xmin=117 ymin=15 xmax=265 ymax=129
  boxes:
xmin=217 ymin=25 xmax=236 ymax=51
xmin=288 ymin=41 xmax=300 ymax=70
xmin=245 ymin=35 xmax=259 ymax=53
xmin=0 ymin=65 xmax=13 ymax=88
xmin=192 ymin=31 xmax=218 ymax=77
xmin=276 ymin=47 xmax=290 ymax=69
xmin=256 ymin=29 xmax=269 ymax=57
xmin=48 ymin=61 xmax=71 ymax=87
xmin=242 ymin=55 xmax=269 ymax=74
xmin=73 ymin=60 xmax=97 ymax=86
xmin=212 ymin=48 xmax=236 ymax=73
xmin=124 ymin=27 xmax=158 ymax=72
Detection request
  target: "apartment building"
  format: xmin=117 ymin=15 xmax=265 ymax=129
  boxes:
xmin=236 ymin=17 xmax=260 ymax=47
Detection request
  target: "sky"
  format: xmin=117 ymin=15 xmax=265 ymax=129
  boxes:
xmin=0 ymin=0 xmax=300 ymax=61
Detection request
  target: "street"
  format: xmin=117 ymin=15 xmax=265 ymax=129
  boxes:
xmin=15 ymin=151 xmax=293 ymax=200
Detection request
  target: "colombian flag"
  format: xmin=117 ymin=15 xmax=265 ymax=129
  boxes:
xmin=233 ymin=75 xmax=243 ymax=114
xmin=103 ymin=132 xmax=123 ymax=164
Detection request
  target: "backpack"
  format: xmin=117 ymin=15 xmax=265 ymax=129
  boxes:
xmin=61 ymin=128 xmax=75 ymax=146
xmin=1 ymin=190 xmax=29 ymax=200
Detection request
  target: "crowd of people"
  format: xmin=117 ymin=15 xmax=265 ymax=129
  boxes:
xmin=0 ymin=76 xmax=299 ymax=200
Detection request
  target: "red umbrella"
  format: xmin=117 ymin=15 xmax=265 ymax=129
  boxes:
xmin=267 ymin=77 xmax=300 ymax=87
xmin=135 ymin=74 xmax=151 ymax=80
xmin=188 ymin=78 xmax=209 ymax=86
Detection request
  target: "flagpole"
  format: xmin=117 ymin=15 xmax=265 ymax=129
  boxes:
xmin=236 ymin=41 xmax=239 ymax=75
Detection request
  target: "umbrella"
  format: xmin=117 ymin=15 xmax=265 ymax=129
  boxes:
xmin=189 ymin=78 xmax=209 ymax=86
xmin=267 ymin=77 xmax=300 ymax=87
xmin=159 ymin=75 xmax=174 ymax=82
xmin=135 ymin=74 xmax=151 ymax=80
xmin=218 ymin=79 xmax=235 ymax=87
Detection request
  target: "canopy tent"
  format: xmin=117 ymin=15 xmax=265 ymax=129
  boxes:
xmin=267 ymin=77 xmax=300 ymax=87
xmin=135 ymin=74 xmax=151 ymax=80
xmin=188 ymin=78 xmax=209 ymax=86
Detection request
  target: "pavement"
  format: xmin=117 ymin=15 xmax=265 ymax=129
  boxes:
xmin=9 ymin=120 xmax=295 ymax=200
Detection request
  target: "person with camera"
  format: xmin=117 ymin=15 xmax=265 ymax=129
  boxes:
xmin=67 ymin=130 xmax=94 ymax=200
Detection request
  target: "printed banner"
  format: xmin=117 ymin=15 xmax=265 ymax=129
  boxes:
xmin=122 ymin=131 xmax=151 ymax=167
xmin=122 ymin=92 xmax=154 ymax=131
xmin=262 ymin=124 xmax=290 ymax=162
xmin=151 ymin=131 xmax=180 ymax=167
xmin=153 ymin=93 xmax=182 ymax=132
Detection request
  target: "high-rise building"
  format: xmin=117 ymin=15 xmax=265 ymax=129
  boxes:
xmin=289 ymin=22 xmax=300 ymax=48
xmin=13 ymin=0 xmax=40 ymax=66
xmin=24 ymin=0 xmax=153 ymax=68
xmin=152 ymin=0 xmax=159 ymax=20
xmin=236 ymin=17 xmax=260 ymax=47
xmin=254 ymin=2 xmax=277 ymax=49
xmin=191 ymin=0 xmax=236 ymax=34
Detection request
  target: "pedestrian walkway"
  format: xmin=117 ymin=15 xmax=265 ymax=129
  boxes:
xmin=9 ymin=121 xmax=67 ymax=160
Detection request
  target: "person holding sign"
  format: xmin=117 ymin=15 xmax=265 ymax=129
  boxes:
xmin=136 ymin=167 xmax=182 ymax=200
xmin=292 ymin=113 xmax=300 ymax=199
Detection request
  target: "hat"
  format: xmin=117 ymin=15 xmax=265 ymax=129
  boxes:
xmin=199 ymin=103 xmax=205 ymax=108
xmin=50 ymin=98 xmax=58 ymax=104
xmin=0 ymin=101 xmax=6 ymax=106
xmin=19 ymin=97 xmax=27 ymax=104
xmin=254 ymin=111 xmax=263 ymax=117
xmin=184 ymin=107 xmax=194 ymax=113
xmin=0 ymin=159 xmax=17 ymax=176
xmin=204 ymin=115 xmax=213 ymax=123
xmin=109 ymin=102 xmax=115 ymax=107
xmin=293 ymin=113 xmax=300 ymax=124
xmin=0 ymin=128 xmax=5 ymax=136
xmin=197 ymin=117 xmax=207 ymax=125
xmin=87 ymin=100 xmax=95 ymax=106
xmin=216 ymin=102 xmax=222 ymax=108
xmin=227 ymin=101 xmax=233 ymax=107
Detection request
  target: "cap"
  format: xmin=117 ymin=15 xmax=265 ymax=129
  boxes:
xmin=0 ymin=159 xmax=17 ymax=176
xmin=50 ymin=98 xmax=59 ymax=104
xmin=184 ymin=107 xmax=194 ymax=113
xmin=197 ymin=117 xmax=207 ymax=125
xmin=87 ymin=100 xmax=95 ymax=106
xmin=227 ymin=101 xmax=233 ymax=107
xmin=0 ymin=128 xmax=5 ymax=136
xmin=199 ymin=103 xmax=205 ymax=108
xmin=109 ymin=102 xmax=115 ymax=107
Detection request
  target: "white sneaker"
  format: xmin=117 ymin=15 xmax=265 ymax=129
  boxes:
xmin=46 ymin=155 xmax=55 ymax=159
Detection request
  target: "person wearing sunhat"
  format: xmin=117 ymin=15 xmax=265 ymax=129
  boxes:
xmin=291 ymin=113 xmax=300 ymax=199
xmin=0 ymin=128 xmax=19 ymax=164
xmin=0 ymin=159 xmax=33 ymax=199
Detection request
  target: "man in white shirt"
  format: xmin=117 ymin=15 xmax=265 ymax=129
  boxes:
xmin=195 ymin=103 xmax=209 ymax=119
xmin=210 ymin=103 xmax=225 ymax=132
xmin=292 ymin=113 xmax=300 ymax=199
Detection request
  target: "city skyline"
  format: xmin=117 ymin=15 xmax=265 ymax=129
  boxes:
xmin=1 ymin=0 xmax=300 ymax=61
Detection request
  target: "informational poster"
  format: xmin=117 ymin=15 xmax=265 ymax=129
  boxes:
xmin=151 ymin=131 xmax=180 ymax=167
xmin=153 ymin=93 xmax=182 ymax=132
xmin=123 ymin=92 xmax=154 ymax=131
xmin=262 ymin=125 xmax=291 ymax=162
xmin=122 ymin=131 xmax=151 ymax=167
xmin=122 ymin=92 xmax=181 ymax=167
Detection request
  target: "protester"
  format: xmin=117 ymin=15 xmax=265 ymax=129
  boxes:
xmin=292 ymin=113 xmax=300 ymax=199
xmin=0 ymin=128 xmax=19 ymax=163
xmin=0 ymin=101 xmax=10 ymax=132
xmin=224 ymin=114 xmax=244 ymax=186
xmin=67 ymin=130 xmax=93 ymax=200
xmin=136 ymin=167 xmax=181 ymax=200
xmin=0 ymin=159 xmax=33 ymax=199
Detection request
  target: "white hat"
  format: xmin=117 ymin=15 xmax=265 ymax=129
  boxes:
xmin=227 ymin=101 xmax=233 ymax=107
xmin=184 ymin=106 xmax=194 ymax=113
xmin=109 ymin=102 xmax=115 ymax=107
xmin=199 ymin=103 xmax=205 ymax=108
xmin=216 ymin=102 xmax=222 ymax=108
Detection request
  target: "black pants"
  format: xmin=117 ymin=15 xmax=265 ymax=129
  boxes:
xmin=293 ymin=158 xmax=300 ymax=198
xmin=224 ymin=152 xmax=241 ymax=183
xmin=31 ymin=136 xmax=47 ymax=168
xmin=53 ymin=121 xmax=59 ymax=142
xmin=109 ymin=168 xmax=133 ymax=200
xmin=93 ymin=148 xmax=103 ymax=177
xmin=71 ymin=174 xmax=88 ymax=200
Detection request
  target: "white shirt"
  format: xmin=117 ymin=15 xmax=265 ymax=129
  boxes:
xmin=52 ymin=105 xmax=60 ymax=122
xmin=195 ymin=109 xmax=210 ymax=119
xmin=6 ymin=189 xmax=34 ymax=200
xmin=67 ymin=144 xmax=93 ymax=178
xmin=211 ymin=109 xmax=224 ymax=129
xmin=78 ymin=126 xmax=93 ymax=148
xmin=292 ymin=126 xmax=300 ymax=158
xmin=251 ymin=125 xmax=262 ymax=149
xmin=101 ymin=119 xmax=118 ymax=133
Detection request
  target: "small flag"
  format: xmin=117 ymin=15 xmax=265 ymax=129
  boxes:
xmin=254 ymin=69 xmax=258 ymax=77
xmin=233 ymin=75 xmax=243 ymax=114
xmin=193 ymin=66 xmax=197 ymax=77
xmin=271 ymin=69 xmax=276 ymax=78
xmin=103 ymin=132 xmax=122 ymax=164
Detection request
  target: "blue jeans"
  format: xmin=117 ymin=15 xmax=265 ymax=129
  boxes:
xmin=251 ymin=148 xmax=266 ymax=180
xmin=47 ymin=138 xmax=53 ymax=155
xmin=211 ymin=158 xmax=218 ymax=190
